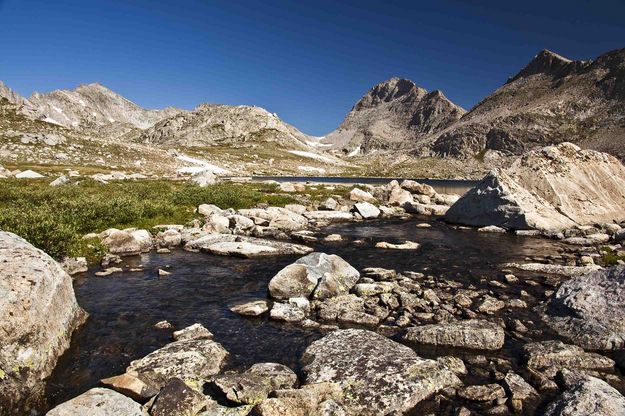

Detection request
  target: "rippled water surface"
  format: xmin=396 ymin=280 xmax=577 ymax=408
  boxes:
xmin=45 ymin=217 xmax=576 ymax=410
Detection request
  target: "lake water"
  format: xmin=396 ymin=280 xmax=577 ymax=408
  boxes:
xmin=44 ymin=217 xmax=622 ymax=414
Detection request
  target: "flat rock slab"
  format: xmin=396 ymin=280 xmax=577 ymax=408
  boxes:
xmin=403 ymin=319 xmax=505 ymax=350
xmin=503 ymin=262 xmax=602 ymax=277
xmin=522 ymin=340 xmax=614 ymax=378
xmin=542 ymin=265 xmax=625 ymax=350
xmin=375 ymin=241 xmax=420 ymax=250
xmin=185 ymin=234 xmax=312 ymax=257
xmin=544 ymin=376 xmax=625 ymax=416
xmin=126 ymin=338 xmax=229 ymax=390
xmin=301 ymin=329 xmax=461 ymax=415
xmin=46 ymin=388 xmax=144 ymax=416
xmin=303 ymin=211 xmax=354 ymax=222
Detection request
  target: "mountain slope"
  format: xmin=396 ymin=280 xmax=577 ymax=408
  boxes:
xmin=322 ymin=78 xmax=465 ymax=155
xmin=28 ymin=83 xmax=181 ymax=134
xmin=428 ymin=48 xmax=625 ymax=161
xmin=136 ymin=103 xmax=314 ymax=150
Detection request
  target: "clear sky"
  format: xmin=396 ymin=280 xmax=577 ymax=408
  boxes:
xmin=1 ymin=0 xmax=624 ymax=136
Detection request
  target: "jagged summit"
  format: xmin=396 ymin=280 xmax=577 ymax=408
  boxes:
xmin=323 ymin=77 xmax=464 ymax=155
xmin=508 ymin=49 xmax=581 ymax=83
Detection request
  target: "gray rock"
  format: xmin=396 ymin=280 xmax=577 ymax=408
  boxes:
xmin=0 ymin=232 xmax=86 ymax=411
xmin=268 ymin=252 xmax=359 ymax=300
xmin=126 ymin=338 xmax=229 ymax=390
xmin=50 ymin=174 xmax=69 ymax=186
xmin=303 ymin=211 xmax=354 ymax=222
xmin=404 ymin=319 xmax=505 ymax=350
xmin=504 ymin=262 xmax=602 ymax=277
xmin=101 ymin=229 xmax=152 ymax=256
xmin=46 ymin=388 xmax=145 ymax=416
xmin=150 ymin=377 xmax=207 ymax=416
xmin=444 ymin=144 xmax=625 ymax=232
xmin=211 ymin=373 xmax=271 ymax=405
xmin=349 ymin=188 xmax=376 ymax=203
xmin=61 ymin=256 xmax=88 ymax=275
xmin=542 ymin=265 xmax=625 ymax=350
xmin=301 ymin=329 xmax=461 ymax=415
xmin=269 ymin=303 xmax=306 ymax=322
xmin=229 ymin=300 xmax=270 ymax=317
xmin=246 ymin=363 xmax=298 ymax=390
xmin=100 ymin=373 xmax=159 ymax=402
xmin=544 ymin=375 xmax=625 ymax=416
xmin=353 ymin=202 xmax=380 ymax=219
xmin=400 ymin=180 xmax=436 ymax=196
xmin=156 ymin=229 xmax=182 ymax=248
xmin=172 ymin=323 xmax=214 ymax=341
xmin=523 ymin=340 xmax=614 ymax=378
xmin=458 ymin=384 xmax=506 ymax=402
xmin=191 ymin=170 xmax=218 ymax=187
xmin=185 ymin=234 xmax=312 ymax=258
xmin=316 ymin=294 xmax=366 ymax=322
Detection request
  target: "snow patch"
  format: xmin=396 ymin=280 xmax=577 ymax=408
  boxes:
xmin=43 ymin=117 xmax=63 ymax=126
xmin=288 ymin=150 xmax=336 ymax=164
xmin=298 ymin=166 xmax=327 ymax=174
xmin=176 ymin=154 xmax=230 ymax=175
xmin=347 ymin=145 xmax=361 ymax=157
xmin=305 ymin=136 xmax=333 ymax=148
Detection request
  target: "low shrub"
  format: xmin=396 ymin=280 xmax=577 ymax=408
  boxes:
xmin=0 ymin=179 xmax=295 ymax=259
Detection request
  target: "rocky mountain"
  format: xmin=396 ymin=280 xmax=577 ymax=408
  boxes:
xmin=136 ymin=103 xmax=314 ymax=150
xmin=322 ymin=78 xmax=465 ymax=155
xmin=429 ymin=48 xmax=625 ymax=161
xmin=0 ymin=80 xmax=46 ymax=120
xmin=28 ymin=83 xmax=181 ymax=135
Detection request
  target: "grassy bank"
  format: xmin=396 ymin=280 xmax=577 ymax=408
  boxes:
xmin=0 ymin=179 xmax=296 ymax=260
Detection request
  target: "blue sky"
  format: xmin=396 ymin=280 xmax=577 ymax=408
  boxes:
xmin=1 ymin=0 xmax=624 ymax=135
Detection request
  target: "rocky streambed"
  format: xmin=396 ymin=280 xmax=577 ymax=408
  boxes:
xmin=41 ymin=217 xmax=625 ymax=415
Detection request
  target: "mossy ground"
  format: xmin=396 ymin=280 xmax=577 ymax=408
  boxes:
xmin=0 ymin=179 xmax=298 ymax=260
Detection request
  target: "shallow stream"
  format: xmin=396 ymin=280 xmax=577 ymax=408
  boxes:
xmin=44 ymin=217 xmax=621 ymax=413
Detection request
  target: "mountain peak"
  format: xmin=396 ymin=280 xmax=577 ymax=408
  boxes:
xmin=508 ymin=49 xmax=574 ymax=83
xmin=354 ymin=77 xmax=427 ymax=110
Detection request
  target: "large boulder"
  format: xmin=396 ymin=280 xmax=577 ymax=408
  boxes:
xmin=542 ymin=265 xmax=625 ymax=350
xmin=238 ymin=208 xmax=308 ymax=231
xmin=101 ymin=229 xmax=152 ymax=256
xmin=268 ymin=252 xmax=360 ymax=300
xmin=46 ymin=388 xmax=145 ymax=416
xmin=0 ymin=232 xmax=86 ymax=413
xmin=301 ymin=329 xmax=461 ymax=415
xmin=544 ymin=375 xmax=625 ymax=416
xmin=445 ymin=143 xmax=625 ymax=232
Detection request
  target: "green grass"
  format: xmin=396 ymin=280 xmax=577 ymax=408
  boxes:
xmin=0 ymin=179 xmax=295 ymax=260
xmin=600 ymin=247 xmax=625 ymax=266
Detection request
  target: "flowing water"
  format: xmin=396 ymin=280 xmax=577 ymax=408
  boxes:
xmin=44 ymin=216 xmax=616 ymax=413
